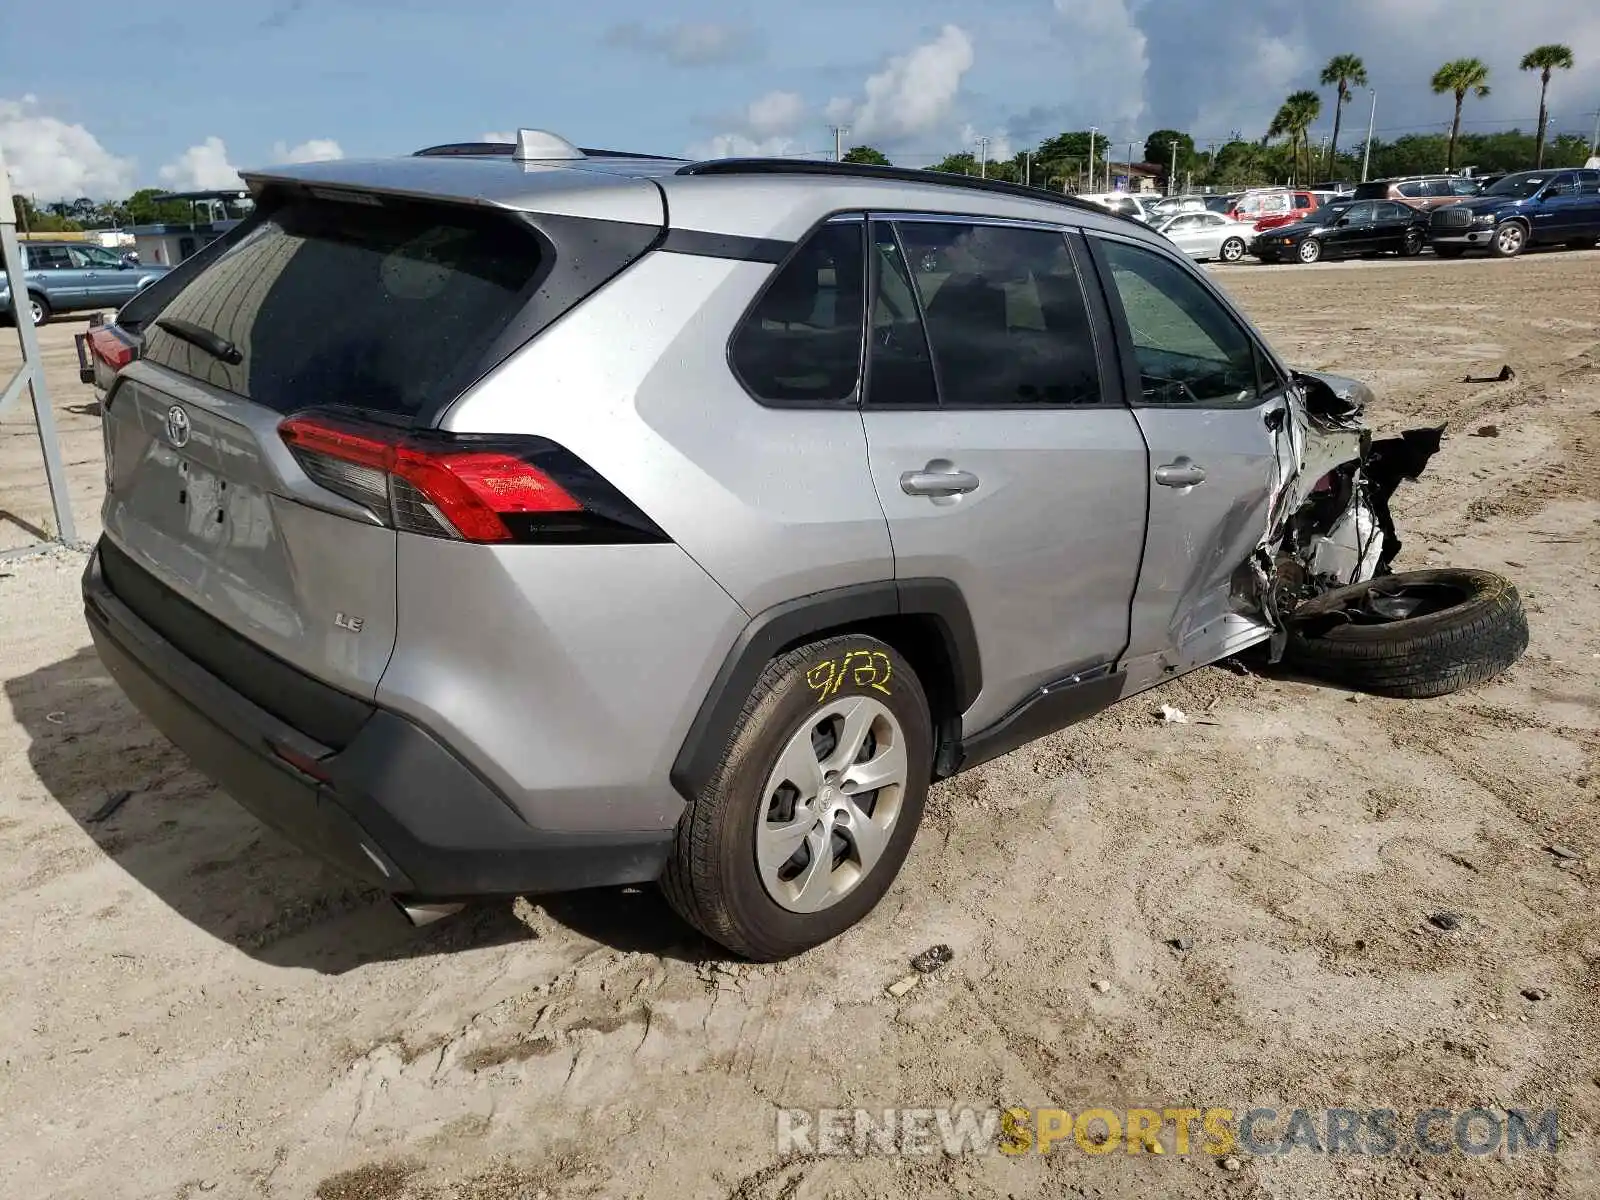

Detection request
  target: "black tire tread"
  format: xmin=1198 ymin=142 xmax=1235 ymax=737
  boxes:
xmin=1284 ymin=569 xmax=1529 ymax=699
xmin=660 ymin=634 xmax=929 ymax=960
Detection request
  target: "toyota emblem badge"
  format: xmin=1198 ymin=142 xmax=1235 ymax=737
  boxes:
xmin=165 ymin=405 xmax=191 ymax=449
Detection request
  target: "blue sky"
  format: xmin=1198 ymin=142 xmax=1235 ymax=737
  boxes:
xmin=2 ymin=0 xmax=1597 ymax=199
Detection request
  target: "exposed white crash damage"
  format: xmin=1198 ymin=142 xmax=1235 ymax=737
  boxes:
xmin=1252 ymin=370 xmax=1444 ymax=659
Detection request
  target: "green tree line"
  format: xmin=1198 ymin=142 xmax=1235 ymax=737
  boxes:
xmin=844 ymin=42 xmax=1588 ymax=192
xmin=10 ymin=189 xmax=202 ymax=233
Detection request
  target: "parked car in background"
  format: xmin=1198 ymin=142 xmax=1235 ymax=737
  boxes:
xmin=1428 ymin=168 xmax=1600 ymax=258
xmin=1251 ymin=198 xmax=1428 ymax=264
xmin=1229 ymin=189 xmax=1319 ymax=230
xmin=1078 ymin=192 xmax=1156 ymax=222
xmin=0 ymin=241 xmax=171 ymax=325
xmin=1148 ymin=195 xmax=1209 ymax=220
xmin=1156 ymin=211 xmax=1251 ymax=262
xmin=1204 ymin=194 xmax=1243 ymax=214
xmin=1352 ymin=175 xmax=1482 ymax=213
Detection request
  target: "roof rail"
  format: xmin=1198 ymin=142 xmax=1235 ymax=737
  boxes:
xmin=413 ymin=140 xmax=683 ymax=162
xmin=674 ymin=157 xmax=1124 ymax=220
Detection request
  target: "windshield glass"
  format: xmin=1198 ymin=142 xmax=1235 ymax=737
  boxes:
xmin=1485 ymin=173 xmax=1549 ymax=199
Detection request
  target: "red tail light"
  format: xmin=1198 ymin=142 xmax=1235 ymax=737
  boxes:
xmin=86 ymin=326 xmax=139 ymax=371
xmin=278 ymin=413 xmax=664 ymax=546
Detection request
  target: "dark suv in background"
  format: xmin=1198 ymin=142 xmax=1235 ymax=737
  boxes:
xmin=1353 ymin=175 xmax=1482 ymax=213
xmin=1429 ymin=168 xmax=1600 ymax=258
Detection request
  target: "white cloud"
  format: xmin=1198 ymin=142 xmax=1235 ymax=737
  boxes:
xmin=687 ymin=133 xmax=804 ymax=161
xmin=744 ymin=91 xmax=809 ymax=138
xmin=158 ymin=136 xmax=242 ymax=191
xmin=692 ymin=26 xmax=977 ymax=160
xmin=271 ymin=137 xmax=343 ymax=163
xmin=0 ymin=95 xmax=134 ymax=200
xmin=605 ymin=21 xmax=756 ymax=67
xmin=839 ymin=25 xmax=976 ymax=141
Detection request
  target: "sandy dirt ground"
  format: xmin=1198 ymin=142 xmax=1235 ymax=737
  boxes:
xmin=2 ymin=251 xmax=1598 ymax=1200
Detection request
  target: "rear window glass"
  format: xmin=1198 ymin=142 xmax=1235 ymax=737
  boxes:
xmin=729 ymin=221 xmax=866 ymax=405
xmin=137 ymin=196 xmax=546 ymax=417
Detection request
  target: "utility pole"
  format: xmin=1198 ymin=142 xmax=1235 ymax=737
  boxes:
xmin=1590 ymin=108 xmax=1600 ymax=157
xmin=1361 ymin=88 xmax=1377 ymax=183
xmin=975 ymin=136 xmax=990 ymax=179
xmin=1024 ymin=151 xmax=1032 ymax=188
xmin=1168 ymin=139 xmax=1179 ymax=196
xmin=1088 ymin=127 xmax=1098 ymax=193
xmin=1127 ymin=142 xmax=1135 ymax=192
xmin=1318 ymin=134 xmax=1329 ymax=180
xmin=828 ymin=125 xmax=850 ymax=163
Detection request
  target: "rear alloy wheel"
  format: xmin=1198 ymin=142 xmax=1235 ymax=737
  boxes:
xmin=1283 ymin=568 xmax=1529 ymax=699
xmin=661 ymin=634 xmax=932 ymax=960
xmin=1401 ymin=228 xmax=1425 ymax=257
xmin=1220 ymin=237 xmax=1247 ymax=263
xmin=1491 ymin=222 xmax=1528 ymax=258
xmin=1296 ymin=238 xmax=1323 ymax=264
xmin=27 ymin=294 xmax=50 ymax=326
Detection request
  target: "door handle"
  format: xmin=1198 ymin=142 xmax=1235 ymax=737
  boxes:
xmin=1154 ymin=458 xmax=1207 ymax=488
xmin=900 ymin=468 xmax=980 ymax=497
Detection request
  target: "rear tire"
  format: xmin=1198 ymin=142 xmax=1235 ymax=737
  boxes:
xmin=661 ymin=634 xmax=933 ymax=960
xmin=1220 ymin=237 xmax=1246 ymax=263
xmin=27 ymin=293 xmax=50 ymax=326
xmin=1490 ymin=222 xmax=1528 ymax=258
xmin=1400 ymin=228 xmax=1425 ymax=257
xmin=1283 ymin=568 xmax=1528 ymax=699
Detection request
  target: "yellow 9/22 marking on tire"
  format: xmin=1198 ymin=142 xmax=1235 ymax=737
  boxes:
xmin=806 ymin=650 xmax=893 ymax=703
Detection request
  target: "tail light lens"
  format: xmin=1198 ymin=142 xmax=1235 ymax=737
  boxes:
xmin=278 ymin=413 xmax=667 ymax=545
xmin=86 ymin=326 xmax=140 ymax=372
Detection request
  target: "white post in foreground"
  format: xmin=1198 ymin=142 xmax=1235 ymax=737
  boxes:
xmin=0 ymin=141 xmax=78 ymax=549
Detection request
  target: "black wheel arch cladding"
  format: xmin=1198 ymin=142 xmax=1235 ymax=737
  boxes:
xmin=670 ymin=578 xmax=980 ymax=801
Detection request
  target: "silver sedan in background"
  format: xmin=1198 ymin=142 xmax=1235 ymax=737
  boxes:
xmin=1155 ymin=211 xmax=1251 ymax=263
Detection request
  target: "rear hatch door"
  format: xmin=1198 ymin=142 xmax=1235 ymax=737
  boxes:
xmin=100 ymin=184 xmax=658 ymax=712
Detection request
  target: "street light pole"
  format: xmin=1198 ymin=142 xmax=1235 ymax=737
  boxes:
xmin=1361 ymin=88 xmax=1377 ymax=182
xmin=1088 ymin=127 xmax=1098 ymax=193
xmin=1169 ymin=139 xmax=1179 ymax=196
xmin=976 ymin=136 xmax=990 ymax=179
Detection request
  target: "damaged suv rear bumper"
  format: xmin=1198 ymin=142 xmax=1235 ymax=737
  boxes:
xmin=83 ymin=544 xmax=672 ymax=899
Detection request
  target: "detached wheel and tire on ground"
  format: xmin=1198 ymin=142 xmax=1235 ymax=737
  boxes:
xmin=1282 ymin=568 xmax=1529 ymax=698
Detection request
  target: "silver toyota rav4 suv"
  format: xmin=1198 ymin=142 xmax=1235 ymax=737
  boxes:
xmin=81 ymin=130 xmax=1440 ymax=960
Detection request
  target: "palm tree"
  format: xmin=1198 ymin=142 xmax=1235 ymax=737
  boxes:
xmin=1320 ymin=55 xmax=1368 ymax=176
xmin=1431 ymin=59 xmax=1491 ymax=171
xmin=1269 ymin=91 xmax=1322 ymax=184
xmin=1520 ymin=44 xmax=1575 ymax=167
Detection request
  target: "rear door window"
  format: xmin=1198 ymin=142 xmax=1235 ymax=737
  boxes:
xmin=730 ymin=220 xmax=866 ymax=405
xmin=137 ymin=194 xmax=549 ymax=418
xmin=27 ymin=246 xmax=73 ymax=270
xmin=887 ymin=220 xmax=1103 ymax=409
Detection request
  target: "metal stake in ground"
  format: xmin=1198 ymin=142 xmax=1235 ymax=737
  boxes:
xmin=0 ymin=142 xmax=77 ymax=551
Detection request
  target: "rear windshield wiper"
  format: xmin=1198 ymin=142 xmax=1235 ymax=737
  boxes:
xmin=154 ymin=317 xmax=243 ymax=366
